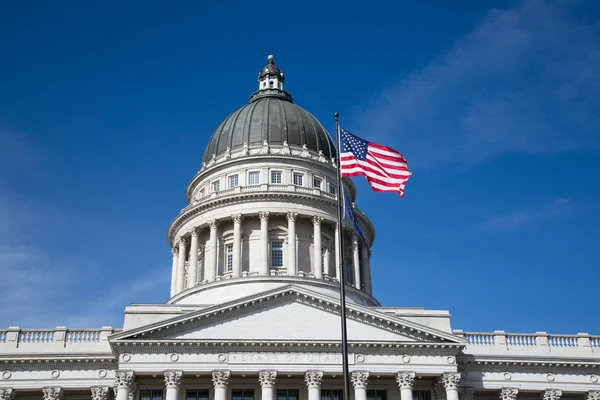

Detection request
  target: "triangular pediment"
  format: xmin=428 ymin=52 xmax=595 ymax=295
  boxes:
xmin=110 ymin=286 xmax=465 ymax=347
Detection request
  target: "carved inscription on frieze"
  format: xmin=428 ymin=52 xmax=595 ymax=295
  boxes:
xmin=228 ymin=353 xmax=354 ymax=365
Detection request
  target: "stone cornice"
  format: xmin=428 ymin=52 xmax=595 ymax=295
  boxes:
xmin=0 ymin=355 xmax=116 ymax=370
xmin=458 ymin=356 xmax=600 ymax=370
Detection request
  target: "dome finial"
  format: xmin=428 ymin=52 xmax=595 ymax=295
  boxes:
xmin=267 ymin=54 xmax=274 ymax=63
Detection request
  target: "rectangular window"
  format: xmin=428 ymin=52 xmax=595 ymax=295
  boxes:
xmin=329 ymin=183 xmax=337 ymax=195
xmin=199 ymin=187 xmax=205 ymax=198
xmin=293 ymin=172 xmax=303 ymax=186
xmin=271 ymin=240 xmax=283 ymax=267
xmin=321 ymin=390 xmax=343 ymax=400
xmin=226 ymin=244 xmax=233 ymax=272
xmin=313 ymin=177 xmax=322 ymax=188
xmin=139 ymin=390 xmax=164 ymax=400
xmin=228 ymin=174 xmax=239 ymax=188
xmin=212 ymin=180 xmax=220 ymax=193
xmin=271 ymin=171 xmax=282 ymax=184
xmin=277 ymin=390 xmax=299 ymax=400
xmin=367 ymin=390 xmax=388 ymax=400
xmin=413 ymin=392 xmax=431 ymax=400
xmin=231 ymin=390 xmax=254 ymax=400
xmin=249 ymin=171 xmax=260 ymax=185
xmin=186 ymin=390 xmax=209 ymax=400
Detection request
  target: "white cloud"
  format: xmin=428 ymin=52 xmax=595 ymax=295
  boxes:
xmin=354 ymin=0 xmax=600 ymax=168
xmin=483 ymin=197 xmax=572 ymax=230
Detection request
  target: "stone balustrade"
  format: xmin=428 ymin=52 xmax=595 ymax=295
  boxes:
xmin=455 ymin=330 xmax=600 ymax=357
xmin=0 ymin=326 xmax=118 ymax=354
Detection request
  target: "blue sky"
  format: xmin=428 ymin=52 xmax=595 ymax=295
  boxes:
xmin=1 ymin=0 xmax=599 ymax=333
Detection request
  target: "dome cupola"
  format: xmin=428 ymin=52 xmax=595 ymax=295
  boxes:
xmin=258 ymin=54 xmax=284 ymax=89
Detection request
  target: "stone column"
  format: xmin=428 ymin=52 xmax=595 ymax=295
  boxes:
xmin=499 ymin=388 xmax=519 ymax=400
xmin=170 ymin=247 xmax=179 ymax=297
xmin=313 ymin=217 xmax=323 ymax=278
xmin=305 ymin=371 xmax=323 ymax=400
xmin=176 ymin=237 xmax=188 ymax=293
xmin=164 ymin=371 xmax=183 ymax=400
xmin=0 ymin=389 xmax=14 ymax=400
xmin=397 ymin=372 xmax=416 ymax=400
xmin=259 ymin=212 xmax=270 ymax=274
xmin=188 ymin=228 xmax=199 ymax=288
xmin=42 ymin=388 xmax=63 ymax=400
xmin=360 ymin=243 xmax=372 ymax=294
xmin=351 ymin=371 xmax=369 ymax=400
xmin=440 ymin=373 xmax=461 ymax=400
xmin=232 ymin=214 xmax=243 ymax=278
xmin=206 ymin=219 xmax=218 ymax=282
xmin=91 ymin=387 xmax=110 ymax=400
xmin=212 ymin=370 xmax=230 ymax=400
xmin=352 ymin=232 xmax=361 ymax=289
xmin=259 ymin=370 xmax=277 ymax=400
xmin=334 ymin=223 xmax=340 ymax=280
xmin=542 ymin=390 xmax=562 ymax=400
xmin=323 ymin=241 xmax=330 ymax=276
xmin=114 ymin=371 xmax=135 ymax=400
xmin=286 ymin=212 xmax=298 ymax=275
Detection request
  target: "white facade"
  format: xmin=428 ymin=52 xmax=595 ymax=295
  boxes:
xmin=1 ymin=56 xmax=598 ymax=400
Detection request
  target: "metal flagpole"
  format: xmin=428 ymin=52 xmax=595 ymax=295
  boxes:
xmin=334 ymin=112 xmax=351 ymax=400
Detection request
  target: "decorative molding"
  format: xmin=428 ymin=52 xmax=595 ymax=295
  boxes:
xmin=115 ymin=370 xmax=135 ymax=389
xmin=542 ymin=390 xmax=562 ymax=400
xmin=164 ymin=370 xmax=183 ymax=388
xmin=459 ymin=388 xmax=474 ymax=400
xmin=258 ymin=370 xmax=277 ymax=388
xmin=42 ymin=387 xmax=63 ymax=400
xmin=0 ymin=389 xmax=14 ymax=400
xmin=499 ymin=388 xmax=519 ymax=400
xmin=305 ymin=370 xmax=323 ymax=388
xmin=91 ymin=387 xmax=110 ymax=400
xmin=351 ymin=371 xmax=369 ymax=389
xmin=440 ymin=372 xmax=461 ymax=390
xmin=212 ymin=370 xmax=230 ymax=388
xmin=396 ymin=371 xmax=415 ymax=389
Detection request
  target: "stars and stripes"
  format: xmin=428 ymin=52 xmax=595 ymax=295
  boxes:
xmin=339 ymin=128 xmax=412 ymax=197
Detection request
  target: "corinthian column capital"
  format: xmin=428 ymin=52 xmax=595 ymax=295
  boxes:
xmin=178 ymin=237 xmax=188 ymax=247
xmin=259 ymin=370 xmax=277 ymax=388
xmin=190 ymin=227 xmax=200 ymax=237
xmin=42 ymin=388 xmax=63 ymax=400
xmin=440 ymin=373 xmax=461 ymax=390
xmin=231 ymin=214 xmax=243 ymax=224
xmin=587 ymin=392 xmax=600 ymax=400
xmin=91 ymin=387 xmax=110 ymax=400
xmin=212 ymin=370 xmax=230 ymax=388
xmin=114 ymin=370 xmax=135 ymax=389
xmin=259 ymin=211 xmax=270 ymax=221
xmin=287 ymin=212 xmax=298 ymax=222
xmin=164 ymin=370 xmax=183 ymax=389
xmin=209 ymin=219 xmax=219 ymax=229
xmin=499 ymin=388 xmax=519 ymax=400
xmin=0 ymin=389 xmax=14 ymax=400
xmin=351 ymin=371 xmax=369 ymax=389
xmin=396 ymin=371 xmax=416 ymax=389
xmin=305 ymin=370 xmax=323 ymax=388
xmin=312 ymin=216 xmax=323 ymax=226
xmin=542 ymin=390 xmax=562 ymax=400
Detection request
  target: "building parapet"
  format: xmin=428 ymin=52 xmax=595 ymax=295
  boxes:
xmin=0 ymin=326 xmax=119 ymax=355
xmin=454 ymin=330 xmax=600 ymax=358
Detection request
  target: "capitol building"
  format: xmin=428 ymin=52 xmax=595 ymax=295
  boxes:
xmin=1 ymin=56 xmax=598 ymax=400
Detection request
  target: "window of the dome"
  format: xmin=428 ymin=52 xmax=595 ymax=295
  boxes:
xmin=228 ymin=174 xmax=239 ymax=188
xmin=270 ymin=240 xmax=283 ymax=268
xmin=293 ymin=172 xmax=303 ymax=186
xmin=329 ymin=183 xmax=337 ymax=195
xmin=199 ymin=187 xmax=205 ymax=198
xmin=225 ymin=244 xmax=233 ymax=272
xmin=248 ymin=171 xmax=260 ymax=185
xmin=212 ymin=180 xmax=220 ymax=193
xmin=313 ymin=177 xmax=322 ymax=189
xmin=271 ymin=171 xmax=282 ymax=184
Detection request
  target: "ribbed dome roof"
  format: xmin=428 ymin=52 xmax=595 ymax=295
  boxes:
xmin=201 ymin=56 xmax=336 ymax=164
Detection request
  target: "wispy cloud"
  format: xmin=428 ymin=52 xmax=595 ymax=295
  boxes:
xmin=483 ymin=197 xmax=573 ymax=230
xmin=355 ymin=0 xmax=600 ymax=168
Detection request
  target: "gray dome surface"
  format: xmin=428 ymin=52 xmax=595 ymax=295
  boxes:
xmin=202 ymin=95 xmax=336 ymax=164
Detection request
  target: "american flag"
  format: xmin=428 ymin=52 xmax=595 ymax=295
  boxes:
xmin=339 ymin=127 xmax=412 ymax=197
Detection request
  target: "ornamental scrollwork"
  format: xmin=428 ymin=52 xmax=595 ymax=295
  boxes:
xmin=212 ymin=370 xmax=230 ymax=388
xmin=0 ymin=389 xmax=14 ymax=400
xmin=164 ymin=370 xmax=183 ymax=388
xmin=351 ymin=371 xmax=369 ymax=389
xmin=396 ymin=371 xmax=415 ymax=389
xmin=42 ymin=387 xmax=63 ymax=400
xmin=114 ymin=370 xmax=135 ymax=389
xmin=258 ymin=370 xmax=277 ymax=388
xmin=91 ymin=387 xmax=110 ymax=400
xmin=500 ymin=388 xmax=519 ymax=400
xmin=305 ymin=370 xmax=323 ymax=388
xmin=542 ymin=390 xmax=562 ymax=400
xmin=440 ymin=372 xmax=461 ymax=390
